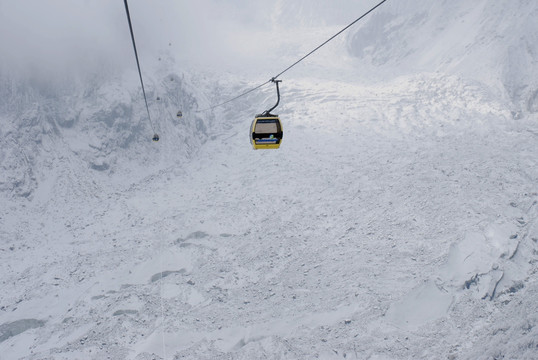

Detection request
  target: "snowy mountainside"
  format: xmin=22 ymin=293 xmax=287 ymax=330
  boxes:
xmin=3 ymin=73 xmax=537 ymax=359
xmin=347 ymin=0 xmax=538 ymax=115
xmin=0 ymin=56 xmax=213 ymax=201
xmin=1 ymin=0 xmax=538 ymax=359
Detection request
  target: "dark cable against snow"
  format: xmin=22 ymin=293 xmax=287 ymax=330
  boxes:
xmin=124 ymin=0 xmax=157 ymax=139
xmin=197 ymin=0 xmax=390 ymax=113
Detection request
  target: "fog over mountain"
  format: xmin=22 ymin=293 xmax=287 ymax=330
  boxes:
xmin=1 ymin=1 xmax=537 ymax=359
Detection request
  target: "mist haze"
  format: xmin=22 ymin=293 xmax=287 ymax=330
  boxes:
xmin=1 ymin=1 xmax=537 ymax=359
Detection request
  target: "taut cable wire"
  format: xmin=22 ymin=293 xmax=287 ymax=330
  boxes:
xmin=197 ymin=0 xmax=390 ymax=113
xmin=124 ymin=0 xmax=156 ymax=134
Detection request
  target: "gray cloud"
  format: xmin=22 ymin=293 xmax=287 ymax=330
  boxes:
xmin=0 ymin=0 xmax=379 ymax=83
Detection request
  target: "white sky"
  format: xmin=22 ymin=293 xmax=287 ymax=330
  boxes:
xmin=0 ymin=0 xmax=383 ymax=83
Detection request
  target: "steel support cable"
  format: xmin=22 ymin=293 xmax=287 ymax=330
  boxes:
xmin=124 ymin=0 xmax=155 ymax=132
xmin=196 ymin=80 xmax=272 ymax=113
xmin=197 ymin=0 xmax=389 ymax=113
xmin=272 ymin=0 xmax=388 ymax=79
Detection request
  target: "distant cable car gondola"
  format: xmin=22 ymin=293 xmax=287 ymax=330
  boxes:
xmin=176 ymin=111 xmax=183 ymax=118
xmin=152 ymin=133 xmax=160 ymax=142
xmin=250 ymin=79 xmax=283 ymax=150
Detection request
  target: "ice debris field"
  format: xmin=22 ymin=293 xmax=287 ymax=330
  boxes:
xmin=1 ymin=0 xmax=537 ymax=359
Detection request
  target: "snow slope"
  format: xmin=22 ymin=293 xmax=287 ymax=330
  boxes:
xmin=347 ymin=0 xmax=538 ymax=112
xmin=1 ymin=0 xmax=538 ymax=359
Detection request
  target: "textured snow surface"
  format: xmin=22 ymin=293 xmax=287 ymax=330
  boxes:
xmin=1 ymin=1 xmax=538 ymax=359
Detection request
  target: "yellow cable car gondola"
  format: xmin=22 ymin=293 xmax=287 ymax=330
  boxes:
xmin=250 ymin=115 xmax=283 ymax=149
xmin=250 ymin=79 xmax=283 ymax=150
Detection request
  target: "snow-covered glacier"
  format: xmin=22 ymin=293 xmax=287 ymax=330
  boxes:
xmin=1 ymin=1 xmax=537 ymax=359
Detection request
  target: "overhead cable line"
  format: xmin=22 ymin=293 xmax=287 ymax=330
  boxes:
xmin=197 ymin=0 xmax=389 ymax=113
xmin=197 ymin=80 xmax=272 ymax=113
xmin=272 ymin=0 xmax=388 ymax=79
xmin=124 ymin=0 xmax=158 ymax=141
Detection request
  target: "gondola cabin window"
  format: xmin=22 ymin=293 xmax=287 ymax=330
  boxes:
xmin=255 ymin=119 xmax=279 ymax=135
